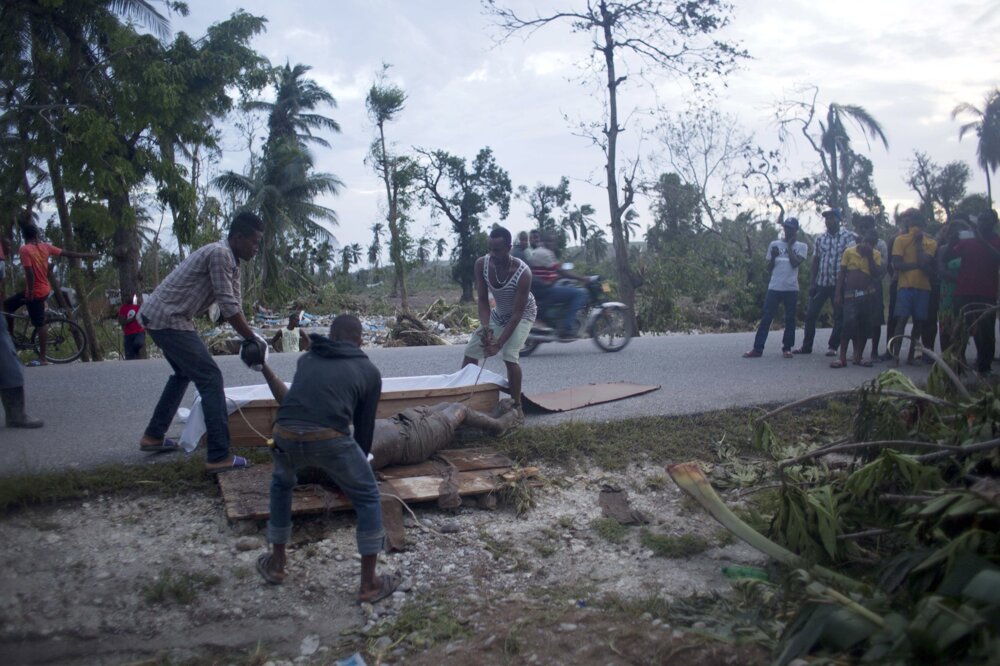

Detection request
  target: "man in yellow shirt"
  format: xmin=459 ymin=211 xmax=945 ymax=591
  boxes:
xmin=890 ymin=209 xmax=937 ymax=365
xmin=832 ymin=231 xmax=883 ymax=368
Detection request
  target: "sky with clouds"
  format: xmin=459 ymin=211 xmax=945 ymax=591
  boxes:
xmin=171 ymin=0 xmax=999 ymax=257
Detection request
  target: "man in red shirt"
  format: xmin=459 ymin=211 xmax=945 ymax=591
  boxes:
xmin=946 ymin=210 xmax=1000 ymax=376
xmin=2 ymin=224 xmax=98 ymax=364
xmin=118 ymin=293 xmax=146 ymax=360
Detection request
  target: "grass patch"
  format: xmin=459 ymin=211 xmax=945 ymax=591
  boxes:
xmin=143 ymin=569 xmax=221 ymax=605
xmin=600 ymin=592 xmax=673 ymax=620
xmin=555 ymin=515 xmax=576 ymax=530
xmin=533 ymin=541 xmax=559 ymax=558
xmin=495 ymin=403 xmax=851 ymax=471
xmin=0 ymin=456 xmax=218 ymax=514
xmin=479 ymin=531 xmax=516 ymax=560
xmin=644 ymin=474 xmax=669 ymax=491
xmin=591 ymin=517 xmax=628 ymax=544
xmin=372 ymin=593 xmax=469 ymax=649
xmin=640 ymin=530 xmax=712 ymax=558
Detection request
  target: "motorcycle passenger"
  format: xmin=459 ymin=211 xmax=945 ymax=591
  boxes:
xmin=527 ymin=230 xmax=589 ymax=339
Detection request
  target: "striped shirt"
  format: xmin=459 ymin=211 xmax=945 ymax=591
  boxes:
xmin=139 ymin=240 xmax=242 ymax=331
xmin=484 ymin=256 xmax=536 ymax=326
xmin=815 ymin=228 xmax=856 ymax=287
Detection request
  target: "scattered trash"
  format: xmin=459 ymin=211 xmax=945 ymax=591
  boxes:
xmin=598 ymin=485 xmax=649 ymax=525
xmin=335 ymin=652 xmax=368 ymax=666
xmin=204 ymin=303 xmax=475 ymax=356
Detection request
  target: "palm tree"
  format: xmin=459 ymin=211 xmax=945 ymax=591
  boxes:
xmin=622 ymin=209 xmax=641 ymax=243
xmin=214 ymin=142 xmax=341 ymax=291
xmin=819 ymin=103 xmax=889 ymax=216
xmin=585 ymin=226 xmax=609 ymax=263
xmin=562 ymin=203 xmax=595 ymax=243
xmin=245 ymin=63 xmax=340 ymax=150
xmin=415 ymin=236 xmax=434 ymax=265
xmin=952 ymin=89 xmax=1000 ymax=205
xmin=214 ymin=65 xmax=342 ymax=295
xmin=339 ymin=242 xmax=361 ymax=274
xmin=368 ymin=222 xmax=384 ymax=269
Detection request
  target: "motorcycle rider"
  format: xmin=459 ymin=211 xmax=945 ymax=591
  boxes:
xmin=527 ymin=230 xmax=590 ymax=339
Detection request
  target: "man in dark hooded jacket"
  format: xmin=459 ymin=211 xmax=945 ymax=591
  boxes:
xmin=254 ymin=314 xmax=397 ymax=602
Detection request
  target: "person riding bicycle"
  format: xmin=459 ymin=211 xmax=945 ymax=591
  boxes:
xmin=527 ymin=230 xmax=590 ymax=339
xmin=3 ymin=222 xmax=98 ymax=365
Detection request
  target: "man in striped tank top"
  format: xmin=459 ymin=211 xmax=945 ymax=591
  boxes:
xmin=462 ymin=226 xmax=536 ymax=418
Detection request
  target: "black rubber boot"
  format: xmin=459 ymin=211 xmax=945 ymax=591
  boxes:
xmin=1 ymin=387 xmax=44 ymax=428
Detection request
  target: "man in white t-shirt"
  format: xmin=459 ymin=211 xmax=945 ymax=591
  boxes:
xmin=744 ymin=218 xmax=809 ymax=358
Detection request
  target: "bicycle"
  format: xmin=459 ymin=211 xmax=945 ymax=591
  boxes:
xmin=4 ymin=309 xmax=88 ymax=363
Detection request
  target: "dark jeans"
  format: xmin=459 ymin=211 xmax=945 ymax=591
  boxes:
xmin=954 ymin=296 xmax=997 ymax=373
xmin=268 ymin=434 xmax=384 ymax=555
xmin=752 ymin=290 xmax=798 ymax=353
xmin=123 ymin=332 xmax=146 ymax=360
xmin=4 ymin=293 xmax=46 ymax=327
xmin=0 ymin=325 xmax=23 ymax=390
xmin=145 ymin=328 xmax=229 ymax=462
xmin=536 ymin=283 xmax=588 ymax=333
xmin=922 ymin=280 xmax=941 ymax=352
xmin=799 ymin=285 xmax=843 ymax=353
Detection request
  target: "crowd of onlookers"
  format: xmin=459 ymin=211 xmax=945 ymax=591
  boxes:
xmin=744 ymin=206 xmax=1000 ymax=378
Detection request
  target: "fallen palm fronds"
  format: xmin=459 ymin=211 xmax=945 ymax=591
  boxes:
xmin=388 ymin=313 xmax=447 ymax=347
xmin=671 ymin=368 xmax=1000 ymax=665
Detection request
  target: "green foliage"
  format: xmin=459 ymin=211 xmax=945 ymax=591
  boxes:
xmin=640 ymin=530 xmax=712 ymax=558
xmin=638 ymin=207 xmax=779 ymax=332
xmin=416 ymin=147 xmax=511 ymax=301
xmin=591 ymin=517 xmax=628 ymax=544
xmin=744 ymin=372 xmax=1000 ymax=664
xmin=143 ymin=569 xmax=221 ymax=605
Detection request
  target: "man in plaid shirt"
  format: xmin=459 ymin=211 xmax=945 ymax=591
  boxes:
xmin=137 ymin=212 xmax=264 ymax=473
xmin=794 ymin=208 xmax=857 ymax=356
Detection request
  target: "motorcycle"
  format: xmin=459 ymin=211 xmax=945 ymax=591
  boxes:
xmin=520 ymin=273 xmax=632 ymax=356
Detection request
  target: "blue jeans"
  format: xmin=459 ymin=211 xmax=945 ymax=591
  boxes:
xmin=538 ymin=284 xmax=588 ymax=333
xmin=799 ymin=285 xmax=843 ymax=352
xmin=268 ymin=434 xmax=385 ymax=555
xmin=145 ymin=328 xmax=230 ymax=463
xmin=752 ymin=290 xmax=798 ymax=353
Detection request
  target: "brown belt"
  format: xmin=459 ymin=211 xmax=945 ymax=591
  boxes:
xmin=272 ymin=423 xmax=347 ymax=442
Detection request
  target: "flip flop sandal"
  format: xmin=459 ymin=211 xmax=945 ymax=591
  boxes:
xmin=205 ymin=455 xmax=251 ymax=474
xmin=140 ymin=437 xmax=181 ymax=453
xmin=829 ymin=360 xmax=848 ymax=369
xmin=358 ymin=571 xmax=402 ymax=604
xmin=852 ymin=360 xmax=874 ymax=368
xmin=782 ymin=351 xmax=794 ymax=359
xmin=256 ymin=553 xmax=285 ymax=585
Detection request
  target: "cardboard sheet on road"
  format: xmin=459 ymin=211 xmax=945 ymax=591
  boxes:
xmin=218 ymin=447 xmax=517 ymax=521
xmin=523 ymin=382 xmax=660 ymax=412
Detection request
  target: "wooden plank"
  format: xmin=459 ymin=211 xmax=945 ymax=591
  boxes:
xmin=376 ymin=387 xmax=499 ymax=419
xmin=376 ymin=447 xmax=514 ymax=480
xmin=219 ymin=463 xmax=516 ymax=521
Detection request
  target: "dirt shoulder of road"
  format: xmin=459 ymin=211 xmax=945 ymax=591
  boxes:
xmin=0 ymin=460 xmax=780 ymax=665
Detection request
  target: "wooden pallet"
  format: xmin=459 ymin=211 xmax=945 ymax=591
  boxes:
xmin=218 ymin=447 xmax=517 ymax=521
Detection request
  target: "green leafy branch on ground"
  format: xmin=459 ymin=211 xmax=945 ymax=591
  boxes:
xmin=671 ymin=368 xmax=1000 ymax=665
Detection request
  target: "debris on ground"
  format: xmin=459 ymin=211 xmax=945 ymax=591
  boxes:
xmin=598 ymin=485 xmax=649 ymax=525
xmin=195 ymin=303 xmax=476 ymax=355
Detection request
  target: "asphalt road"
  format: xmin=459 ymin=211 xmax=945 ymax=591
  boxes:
xmin=0 ymin=329 xmax=929 ymax=476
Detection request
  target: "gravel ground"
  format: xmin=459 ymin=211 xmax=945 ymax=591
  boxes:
xmin=0 ymin=459 xmax=767 ymax=665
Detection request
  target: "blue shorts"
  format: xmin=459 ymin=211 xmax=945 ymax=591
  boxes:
xmin=894 ymin=287 xmax=930 ymax=321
